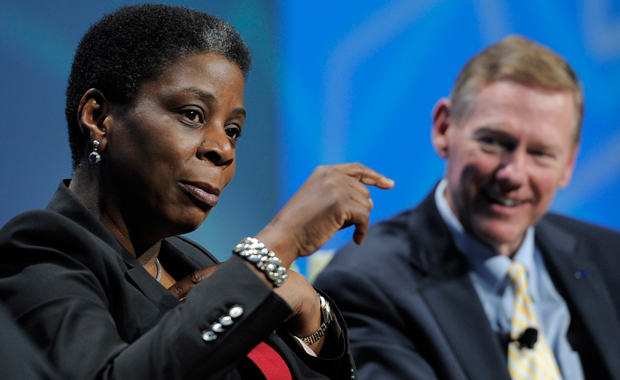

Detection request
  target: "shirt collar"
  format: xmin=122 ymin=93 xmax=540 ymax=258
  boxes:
xmin=434 ymin=179 xmax=539 ymax=299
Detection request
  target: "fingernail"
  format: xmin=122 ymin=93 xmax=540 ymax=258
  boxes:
xmin=382 ymin=178 xmax=395 ymax=187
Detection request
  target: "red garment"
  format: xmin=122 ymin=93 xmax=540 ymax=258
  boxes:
xmin=247 ymin=342 xmax=293 ymax=380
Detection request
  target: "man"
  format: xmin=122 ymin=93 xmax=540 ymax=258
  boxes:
xmin=315 ymin=35 xmax=620 ymax=380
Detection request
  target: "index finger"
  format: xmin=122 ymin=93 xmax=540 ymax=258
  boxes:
xmin=334 ymin=163 xmax=395 ymax=189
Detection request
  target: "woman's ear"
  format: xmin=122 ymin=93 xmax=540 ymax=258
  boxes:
xmin=77 ymin=88 xmax=110 ymax=151
xmin=431 ymin=98 xmax=453 ymax=159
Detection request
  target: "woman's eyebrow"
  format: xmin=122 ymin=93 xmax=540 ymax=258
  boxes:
xmin=232 ymin=108 xmax=246 ymax=118
xmin=179 ymin=87 xmax=245 ymax=118
xmin=185 ymin=87 xmax=216 ymax=102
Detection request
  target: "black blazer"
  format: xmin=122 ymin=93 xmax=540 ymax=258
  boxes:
xmin=315 ymin=190 xmax=620 ymax=380
xmin=0 ymin=181 xmax=355 ymax=380
xmin=0 ymin=301 xmax=63 ymax=380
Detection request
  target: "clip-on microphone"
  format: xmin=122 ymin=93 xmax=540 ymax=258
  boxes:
xmin=517 ymin=327 xmax=538 ymax=349
xmin=499 ymin=327 xmax=538 ymax=350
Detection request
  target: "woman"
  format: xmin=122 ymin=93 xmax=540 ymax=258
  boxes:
xmin=0 ymin=4 xmax=393 ymax=380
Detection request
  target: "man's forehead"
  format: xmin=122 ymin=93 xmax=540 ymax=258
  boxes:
xmin=458 ymin=80 xmax=579 ymax=142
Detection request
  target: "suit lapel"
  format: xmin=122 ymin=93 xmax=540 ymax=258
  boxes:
xmin=124 ymin=261 xmax=179 ymax=310
xmin=124 ymin=237 xmax=220 ymax=310
xmin=46 ymin=181 xmax=180 ymax=310
xmin=421 ymin=271 xmax=510 ymax=380
xmin=536 ymin=219 xmax=620 ymax=377
xmin=412 ymin=192 xmax=511 ymax=380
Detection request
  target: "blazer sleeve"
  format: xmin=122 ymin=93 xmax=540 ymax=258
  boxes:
xmin=0 ymin=210 xmax=293 ymax=380
xmin=0 ymin=301 xmax=64 ymax=380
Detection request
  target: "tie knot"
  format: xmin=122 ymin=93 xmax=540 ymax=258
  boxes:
xmin=507 ymin=261 xmax=528 ymax=291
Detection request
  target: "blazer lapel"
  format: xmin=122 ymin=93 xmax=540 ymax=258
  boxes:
xmin=419 ymin=253 xmax=510 ymax=380
xmin=124 ymin=261 xmax=179 ymax=309
xmin=412 ymin=192 xmax=511 ymax=380
xmin=46 ymin=181 xmax=179 ymax=309
xmin=123 ymin=237 xmax=220 ymax=310
xmin=536 ymin=219 xmax=620 ymax=377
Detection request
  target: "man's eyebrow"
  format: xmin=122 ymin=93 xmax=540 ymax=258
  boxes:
xmin=474 ymin=126 xmax=563 ymax=152
xmin=476 ymin=125 xmax=510 ymax=132
xmin=473 ymin=126 xmax=515 ymax=136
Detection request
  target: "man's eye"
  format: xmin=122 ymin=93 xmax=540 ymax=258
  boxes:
xmin=479 ymin=136 xmax=499 ymax=145
xmin=529 ymin=149 xmax=556 ymax=165
xmin=478 ymin=135 xmax=516 ymax=153
xmin=478 ymin=137 xmax=503 ymax=153
xmin=181 ymin=110 xmax=202 ymax=123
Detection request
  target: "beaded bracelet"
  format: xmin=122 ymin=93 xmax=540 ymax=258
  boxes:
xmin=233 ymin=237 xmax=289 ymax=287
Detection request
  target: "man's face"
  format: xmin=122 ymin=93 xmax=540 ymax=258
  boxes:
xmin=432 ymin=80 xmax=578 ymax=256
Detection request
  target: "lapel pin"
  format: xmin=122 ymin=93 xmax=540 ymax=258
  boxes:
xmin=574 ymin=270 xmax=588 ymax=279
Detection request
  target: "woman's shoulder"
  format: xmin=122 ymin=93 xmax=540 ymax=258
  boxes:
xmin=1 ymin=208 xmax=109 ymax=257
xmin=0 ymin=208 xmax=88 ymax=258
xmin=0 ymin=205 xmax=127 ymax=297
xmin=1 ymin=180 xmax=132 ymax=265
xmin=1 ymin=207 xmax=77 ymax=235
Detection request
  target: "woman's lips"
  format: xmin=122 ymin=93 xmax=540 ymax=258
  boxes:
xmin=180 ymin=182 xmax=220 ymax=207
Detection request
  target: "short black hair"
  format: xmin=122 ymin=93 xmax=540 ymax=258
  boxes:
xmin=65 ymin=4 xmax=252 ymax=168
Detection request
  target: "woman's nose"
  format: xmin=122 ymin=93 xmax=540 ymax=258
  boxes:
xmin=200 ymin=125 xmax=234 ymax=167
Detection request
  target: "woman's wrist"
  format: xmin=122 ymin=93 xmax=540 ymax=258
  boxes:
xmin=233 ymin=237 xmax=289 ymax=287
xmin=297 ymin=293 xmax=332 ymax=345
xmin=254 ymin=224 xmax=302 ymax=268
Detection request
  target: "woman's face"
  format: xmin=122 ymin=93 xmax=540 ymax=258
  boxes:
xmin=104 ymin=52 xmax=245 ymax=238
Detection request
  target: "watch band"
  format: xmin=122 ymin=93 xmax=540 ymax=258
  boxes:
xmin=300 ymin=294 xmax=332 ymax=345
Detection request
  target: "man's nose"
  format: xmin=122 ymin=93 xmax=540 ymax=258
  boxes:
xmin=495 ymin=149 xmax=527 ymax=186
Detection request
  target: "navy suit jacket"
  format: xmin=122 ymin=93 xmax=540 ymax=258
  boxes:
xmin=315 ymin=190 xmax=620 ymax=380
xmin=0 ymin=181 xmax=355 ymax=380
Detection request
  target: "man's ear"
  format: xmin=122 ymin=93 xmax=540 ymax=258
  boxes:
xmin=431 ymin=98 xmax=453 ymax=159
xmin=77 ymin=88 xmax=110 ymax=151
xmin=558 ymin=144 xmax=579 ymax=189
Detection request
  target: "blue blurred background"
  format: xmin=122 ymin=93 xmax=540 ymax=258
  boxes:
xmin=1 ymin=0 xmax=619 ymax=276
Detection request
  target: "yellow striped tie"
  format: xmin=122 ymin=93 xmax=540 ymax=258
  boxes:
xmin=507 ymin=261 xmax=563 ymax=380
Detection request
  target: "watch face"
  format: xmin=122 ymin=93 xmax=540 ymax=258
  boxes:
xmin=318 ymin=295 xmax=332 ymax=324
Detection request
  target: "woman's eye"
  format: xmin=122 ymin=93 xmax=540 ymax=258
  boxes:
xmin=225 ymin=126 xmax=241 ymax=139
xmin=181 ymin=110 xmax=202 ymax=123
